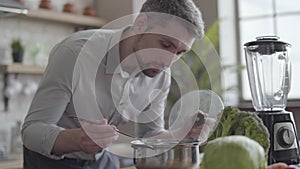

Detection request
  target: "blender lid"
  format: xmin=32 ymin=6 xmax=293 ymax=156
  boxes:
xmin=244 ymin=36 xmax=291 ymax=54
xmin=244 ymin=36 xmax=291 ymax=46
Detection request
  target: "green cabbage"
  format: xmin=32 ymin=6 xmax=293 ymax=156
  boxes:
xmin=200 ymin=135 xmax=267 ymax=169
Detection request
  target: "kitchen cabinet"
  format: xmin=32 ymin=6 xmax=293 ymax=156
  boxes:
xmin=0 ymin=64 xmax=45 ymax=111
xmin=0 ymin=8 xmax=107 ymax=111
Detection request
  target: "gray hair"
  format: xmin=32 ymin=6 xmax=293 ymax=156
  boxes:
xmin=140 ymin=0 xmax=205 ymax=39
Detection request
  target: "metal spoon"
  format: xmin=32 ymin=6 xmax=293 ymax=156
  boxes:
xmin=68 ymin=115 xmax=135 ymax=138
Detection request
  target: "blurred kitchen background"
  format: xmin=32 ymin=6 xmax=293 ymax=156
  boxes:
xmin=0 ymin=0 xmax=300 ymax=168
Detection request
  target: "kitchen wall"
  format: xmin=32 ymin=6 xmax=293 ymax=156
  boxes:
xmin=0 ymin=18 xmax=74 ymax=154
xmin=0 ymin=0 xmax=93 ymax=154
xmin=96 ymin=0 xmax=134 ymax=22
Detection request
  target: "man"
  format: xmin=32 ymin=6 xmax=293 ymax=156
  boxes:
xmin=21 ymin=0 xmax=213 ymax=169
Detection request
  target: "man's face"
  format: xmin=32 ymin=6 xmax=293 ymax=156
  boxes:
xmin=133 ymin=19 xmax=195 ymax=78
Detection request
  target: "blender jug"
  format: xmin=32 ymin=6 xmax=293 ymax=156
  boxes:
xmin=244 ymin=36 xmax=291 ymax=111
xmin=244 ymin=36 xmax=299 ymax=164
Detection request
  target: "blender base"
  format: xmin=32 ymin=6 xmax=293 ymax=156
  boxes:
xmin=257 ymin=111 xmax=300 ymax=165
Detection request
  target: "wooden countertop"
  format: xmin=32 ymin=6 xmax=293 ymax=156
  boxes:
xmin=0 ymin=153 xmax=23 ymax=169
xmin=0 ymin=153 xmax=136 ymax=169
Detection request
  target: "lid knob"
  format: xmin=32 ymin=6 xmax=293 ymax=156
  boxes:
xmin=256 ymin=36 xmax=279 ymax=41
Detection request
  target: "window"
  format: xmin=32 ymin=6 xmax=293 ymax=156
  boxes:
xmin=238 ymin=0 xmax=300 ymax=100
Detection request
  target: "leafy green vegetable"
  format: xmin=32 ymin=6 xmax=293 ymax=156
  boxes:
xmin=208 ymin=106 xmax=270 ymax=155
xmin=200 ymin=135 xmax=267 ymax=169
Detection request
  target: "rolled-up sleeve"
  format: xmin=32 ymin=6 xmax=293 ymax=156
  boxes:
xmin=21 ymin=43 xmax=77 ymax=159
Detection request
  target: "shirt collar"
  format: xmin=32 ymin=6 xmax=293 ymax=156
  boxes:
xmin=105 ymin=26 xmax=130 ymax=78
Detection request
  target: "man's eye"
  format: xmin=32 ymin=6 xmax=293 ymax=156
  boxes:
xmin=162 ymin=41 xmax=171 ymax=48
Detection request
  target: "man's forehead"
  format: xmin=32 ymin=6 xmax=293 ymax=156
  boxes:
xmin=146 ymin=18 xmax=195 ymax=48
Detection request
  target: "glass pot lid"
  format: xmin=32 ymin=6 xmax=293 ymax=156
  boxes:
xmin=168 ymin=90 xmax=224 ymax=142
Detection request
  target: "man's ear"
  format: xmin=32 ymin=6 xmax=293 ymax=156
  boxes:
xmin=132 ymin=13 xmax=148 ymax=34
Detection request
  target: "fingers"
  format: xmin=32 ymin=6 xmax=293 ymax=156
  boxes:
xmin=187 ymin=127 xmax=202 ymax=139
xmin=174 ymin=111 xmax=216 ymax=140
xmin=83 ymin=123 xmax=117 ymax=137
xmin=205 ymin=118 xmax=216 ymax=129
xmin=267 ymin=163 xmax=288 ymax=169
xmin=199 ymin=120 xmax=213 ymax=139
xmin=95 ymin=119 xmax=107 ymax=125
xmin=187 ymin=123 xmax=209 ymax=139
xmin=81 ymin=132 xmax=119 ymax=148
xmin=202 ymin=118 xmax=216 ymax=137
xmin=80 ymin=119 xmax=119 ymax=151
xmin=94 ymin=135 xmax=119 ymax=148
xmin=81 ymin=128 xmax=118 ymax=142
xmin=187 ymin=116 xmax=216 ymax=140
xmin=193 ymin=118 xmax=215 ymax=128
xmin=193 ymin=113 xmax=206 ymax=127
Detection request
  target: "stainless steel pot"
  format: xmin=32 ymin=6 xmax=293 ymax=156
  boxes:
xmin=131 ymin=139 xmax=201 ymax=169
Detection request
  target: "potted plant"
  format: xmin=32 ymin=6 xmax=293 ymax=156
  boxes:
xmin=11 ymin=39 xmax=24 ymax=63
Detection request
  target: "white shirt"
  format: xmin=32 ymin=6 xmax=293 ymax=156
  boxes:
xmin=21 ymin=27 xmax=171 ymax=160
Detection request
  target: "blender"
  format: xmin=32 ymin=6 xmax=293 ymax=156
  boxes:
xmin=244 ymin=36 xmax=300 ymax=164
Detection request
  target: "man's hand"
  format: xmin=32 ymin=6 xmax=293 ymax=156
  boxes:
xmin=168 ymin=111 xmax=216 ymax=141
xmin=184 ymin=111 xmax=215 ymax=140
xmin=267 ymin=162 xmax=299 ymax=169
xmin=79 ymin=119 xmax=119 ymax=154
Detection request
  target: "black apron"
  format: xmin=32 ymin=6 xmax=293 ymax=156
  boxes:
xmin=23 ymin=146 xmax=120 ymax=169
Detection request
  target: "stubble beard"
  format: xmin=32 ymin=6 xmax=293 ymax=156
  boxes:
xmin=133 ymin=36 xmax=163 ymax=78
